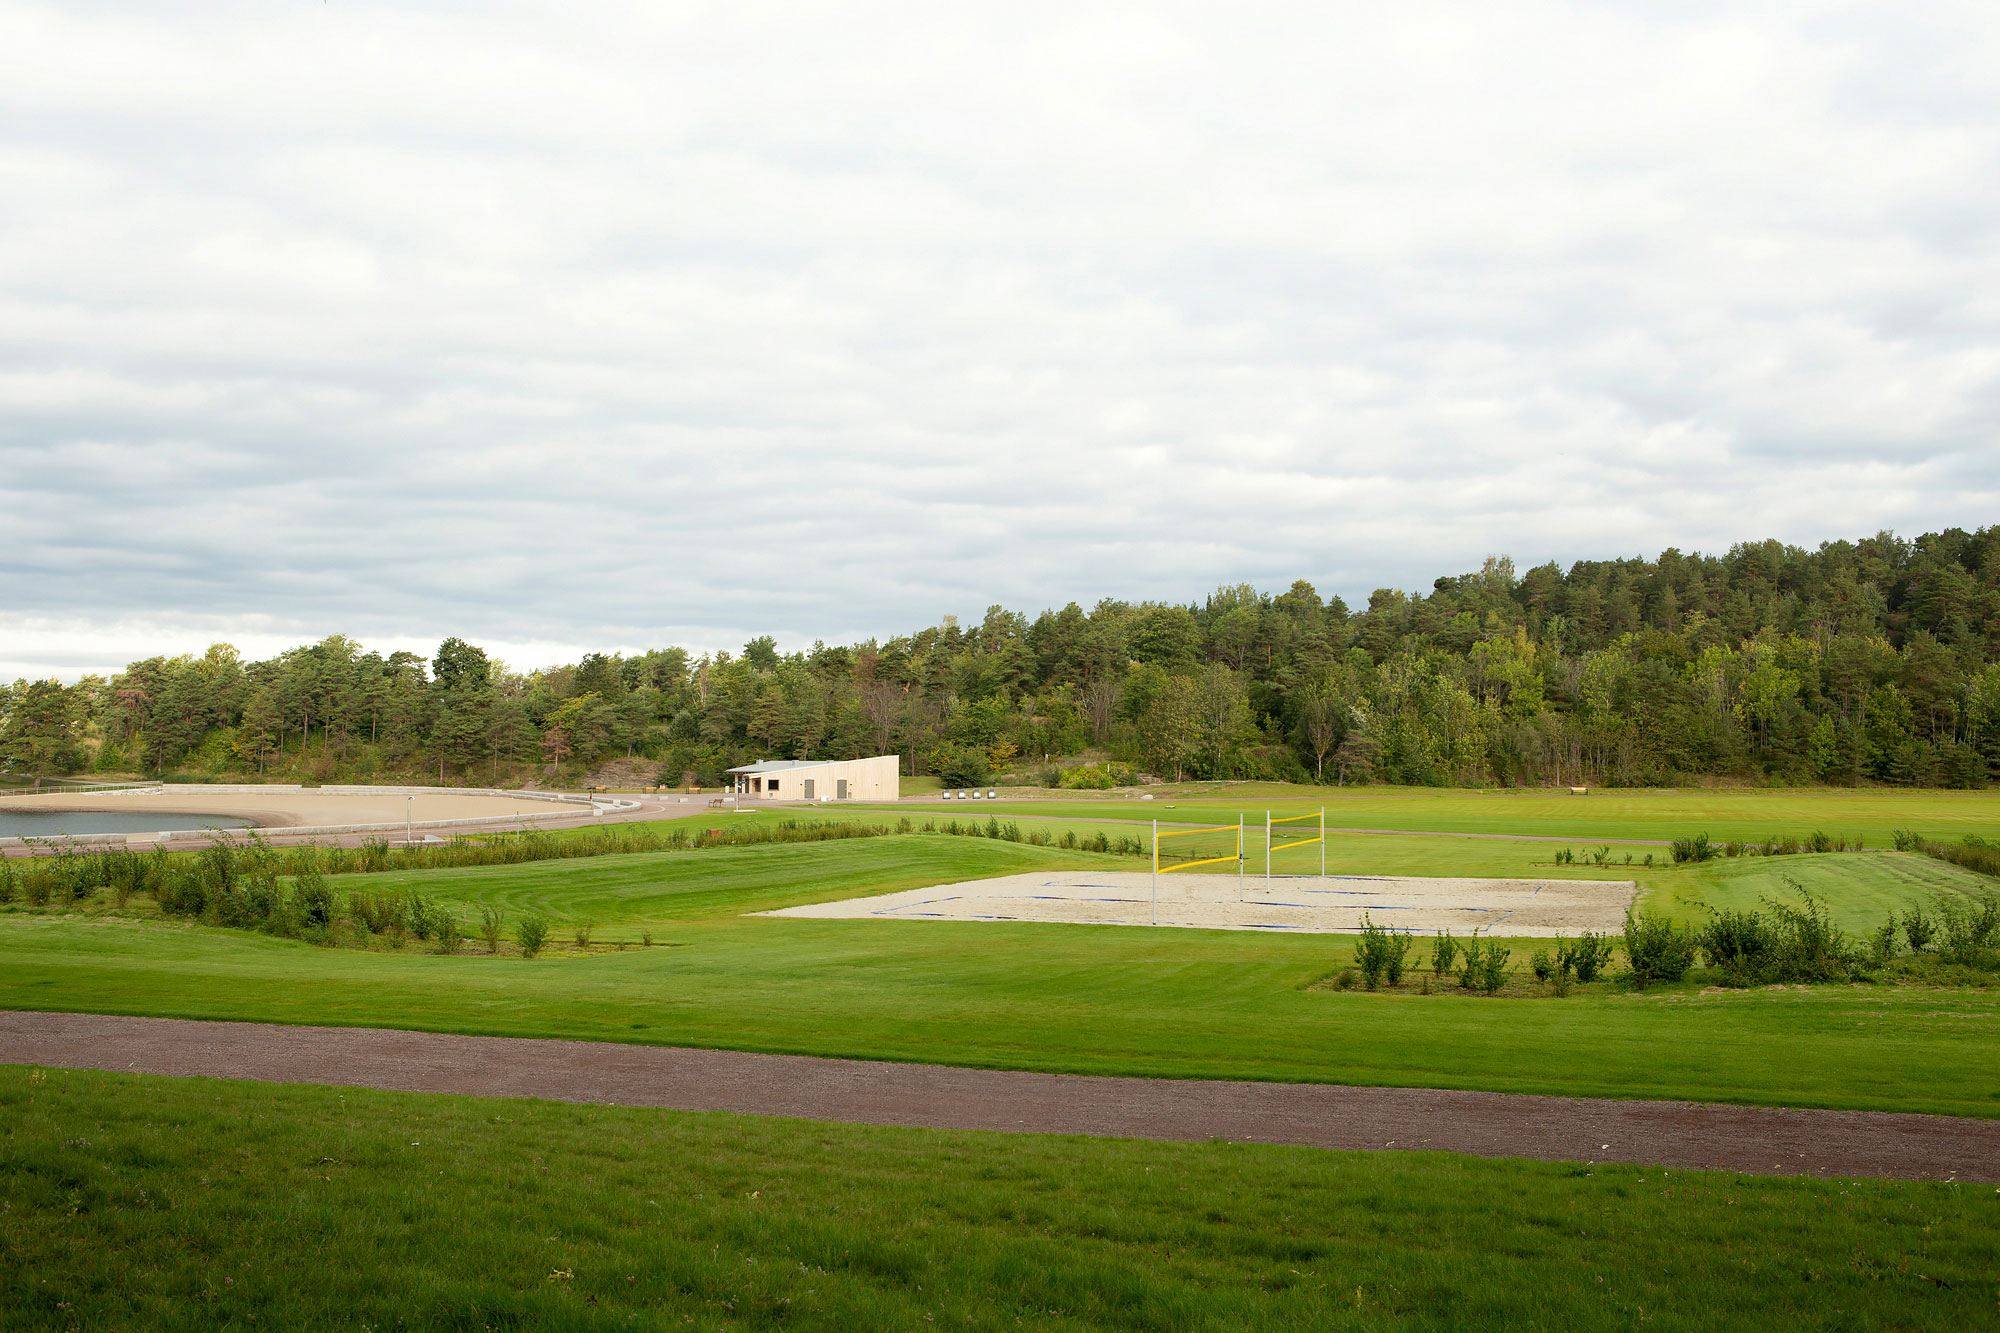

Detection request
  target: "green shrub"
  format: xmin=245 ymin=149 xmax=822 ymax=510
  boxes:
xmin=1478 ymin=945 xmax=1512 ymax=995
xmin=1530 ymin=949 xmax=1553 ymax=983
xmin=1868 ymin=918 xmax=1899 ymax=969
xmin=1902 ymin=902 xmax=1936 ymax=953
xmin=1670 ymin=832 xmax=1715 ymax=864
xmin=1759 ymin=880 xmax=1861 ymax=982
xmin=1696 ymin=908 xmax=1773 ymax=986
xmin=1428 ymin=930 xmax=1459 ymax=979
xmin=1353 ymin=916 xmax=1410 ymax=989
xmin=1559 ymin=931 xmax=1615 ymax=983
xmin=1931 ymin=891 xmax=1999 ymax=968
xmin=478 ymin=904 xmax=504 ymax=954
xmin=1623 ymin=911 xmax=1697 ymax=988
xmin=516 ymin=915 xmax=549 ymax=958
xmin=292 ymin=863 xmax=335 ymax=928
xmin=572 ymin=922 xmax=594 ymax=950
xmin=1455 ymin=934 xmax=1487 ymax=991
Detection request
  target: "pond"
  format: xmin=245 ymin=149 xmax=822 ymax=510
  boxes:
xmin=0 ymin=811 xmax=256 ymax=838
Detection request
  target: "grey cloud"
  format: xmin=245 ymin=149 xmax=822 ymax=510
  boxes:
xmin=3 ymin=1 xmax=1999 ymax=680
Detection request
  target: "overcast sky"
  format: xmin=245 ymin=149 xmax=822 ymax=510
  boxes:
xmin=4 ymin=1 xmax=1997 ymax=682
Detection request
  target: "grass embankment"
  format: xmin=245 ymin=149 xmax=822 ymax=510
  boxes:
xmin=3 ymin=838 xmax=1998 ymax=1117
xmin=862 ymin=788 xmax=2000 ymax=845
xmin=3 ymin=1067 xmax=1994 ymax=1331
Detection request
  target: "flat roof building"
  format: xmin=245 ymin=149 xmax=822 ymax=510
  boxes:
xmin=726 ymin=754 xmax=899 ymax=801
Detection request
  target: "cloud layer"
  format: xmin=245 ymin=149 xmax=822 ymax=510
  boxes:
xmin=4 ymin=1 xmax=1997 ymax=680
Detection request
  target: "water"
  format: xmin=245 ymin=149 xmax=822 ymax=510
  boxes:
xmin=0 ymin=810 xmax=256 ymax=838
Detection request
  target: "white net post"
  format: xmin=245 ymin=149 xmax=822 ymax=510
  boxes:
xmin=1320 ymin=806 xmax=1326 ymax=880
xmin=1264 ymin=810 xmax=1271 ymax=895
xmin=1237 ymin=815 xmax=1244 ymax=901
xmin=1151 ymin=818 xmax=1158 ymax=926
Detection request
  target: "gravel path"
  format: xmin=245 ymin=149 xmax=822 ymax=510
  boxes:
xmin=5 ymin=1011 xmax=1994 ymax=1181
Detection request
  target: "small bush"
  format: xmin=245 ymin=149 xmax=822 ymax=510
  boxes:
xmin=1670 ymin=832 xmax=1715 ymax=864
xmin=1868 ymin=918 xmax=1899 ymax=969
xmin=1530 ymin=949 xmax=1553 ymax=983
xmin=641 ymin=930 xmax=654 ymax=948
xmin=1428 ymin=931 xmax=1459 ymax=979
xmin=1623 ymin=910 xmax=1697 ymax=988
xmin=1760 ymin=880 xmax=1861 ymax=982
xmin=479 ymin=904 xmax=504 ymax=954
xmin=516 ymin=916 xmax=549 ymax=958
xmin=292 ymin=864 xmax=335 ymax=929
xmin=1455 ymin=934 xmax=1487 ymax=990
xmin=572 ymin=922 xmax=594 ymax=950
xmin=1332 ymin=966 xmax=1357 ymax=990
xmin=1931 ymin=890 xmax=2000 ymax=968
xmin=1696 ymin=907 xmax=1774 ymax=986
xmin=1478 ymin=945 xmax=1512 ymax=995
xmin=1560 ymin=931 xmax=1615 ymax=983
xmin=1354 ymin=916 xmax=1390 ymax=990
xmin=1902 ymin=902 xmax=1936 ymax=954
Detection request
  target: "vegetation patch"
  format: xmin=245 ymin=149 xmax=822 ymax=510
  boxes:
xmin=3 ymin=1066 xmax=1996 ymax=1331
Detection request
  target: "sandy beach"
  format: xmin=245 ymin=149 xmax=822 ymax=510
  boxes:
xmin=0 ymin=787 xmax=568 ymax=830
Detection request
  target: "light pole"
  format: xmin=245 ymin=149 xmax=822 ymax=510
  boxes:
xmin=405 ymin=795 xmax=413 ymax=847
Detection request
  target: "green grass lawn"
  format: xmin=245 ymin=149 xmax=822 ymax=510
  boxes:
xmin=864 ymin=786 xmax=2000 ymax=845
xmin=3 ymin=837 xmax=1998 ymax=1117
xmin=4 ymin=1066 xmax=1994 ymax=1331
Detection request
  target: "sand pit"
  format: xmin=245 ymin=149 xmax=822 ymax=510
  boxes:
xmin=763 ymin=871 xmax=1639 ymax=936
xmin=0 ymin=786 xmax=595 ymax=835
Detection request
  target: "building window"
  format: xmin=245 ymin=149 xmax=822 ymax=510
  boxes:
xmin=768 ymin=780 xmax=779 ymax=792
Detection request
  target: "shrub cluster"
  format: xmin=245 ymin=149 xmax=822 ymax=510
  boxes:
xmin=1694 ymin=881 xmax=1862 ymax=985
xmin=1353 ymin=915 xmax=1414 ymax=989
xmin=1895 ymin=830 xmax=2000 ymax=879
xmin=1670 ymin=830 xmax=1862 ymax=864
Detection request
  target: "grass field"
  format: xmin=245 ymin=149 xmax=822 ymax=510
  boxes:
xmin=864 ymin=786 xmax=2000 ymax=845
xmin=4 ymin=1066 xmax=1995 ymax=1331
xmin=3 ymin=836 xmax=1997 ymax=1116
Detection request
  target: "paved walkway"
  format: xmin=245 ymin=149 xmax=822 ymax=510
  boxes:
xmin=4 ymin=1011 xmax=1993 ymax=1181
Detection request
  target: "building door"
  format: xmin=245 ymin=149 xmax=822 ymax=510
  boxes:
xmin=837 ymin=779 xmax=848 ymax=800
xmin=804 ymin=779 xmax=815 ymax=799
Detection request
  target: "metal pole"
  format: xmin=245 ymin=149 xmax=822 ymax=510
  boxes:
xmin=1320 ymin=806 xmax=1326 ymax=880
xmin=1265 ymin=811 xmax=1271 ymax=895
xmin=1237 ymin=815 xmax=1244 ymax=901
xmin=405 ymin=795 xmax=412 ymax=847
xmin=1151 ymin=819 xmax=1158 ymax=926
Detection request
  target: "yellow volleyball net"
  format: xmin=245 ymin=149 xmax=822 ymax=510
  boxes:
xmin=1147 ymin=809 xmax=1328 ymax=917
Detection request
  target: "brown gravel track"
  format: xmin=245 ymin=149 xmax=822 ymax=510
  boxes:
xmin=4 ymin=1011 xmax=1995 ymax=1181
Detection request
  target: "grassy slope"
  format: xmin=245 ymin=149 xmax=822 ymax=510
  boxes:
xmin=4 ymin=1067 xmax=1994 ymax=1332
xmin=3 ymin=837 xmax=1997 ymax=1117
xmin=1657 ymin=853 xmax=1993 ymax=930
xmin=866 ymin=788 xmax=2000 ymax=843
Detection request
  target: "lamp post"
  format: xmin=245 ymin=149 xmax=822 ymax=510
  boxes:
xmin=405 ymin=795 xmax=412 ymax=847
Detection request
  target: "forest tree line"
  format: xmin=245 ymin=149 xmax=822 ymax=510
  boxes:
xmin=4 ymin=527 xmax=1999 ymax=790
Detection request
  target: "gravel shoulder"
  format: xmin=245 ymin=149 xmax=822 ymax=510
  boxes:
xmin=3 ymin=1010 xmax=1992 ymax=1181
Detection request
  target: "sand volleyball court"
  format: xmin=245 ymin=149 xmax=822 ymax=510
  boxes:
xmin=762 ymin=871 xmax=1639 ymax=936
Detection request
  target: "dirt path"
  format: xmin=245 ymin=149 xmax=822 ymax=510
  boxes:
xmin=5 ymin=1012 xmax=1993 ymax=1181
